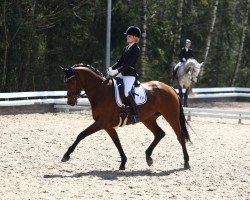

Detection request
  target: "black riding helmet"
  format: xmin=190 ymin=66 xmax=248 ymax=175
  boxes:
xmin=124 ymin=26 xmax=141 ymax=38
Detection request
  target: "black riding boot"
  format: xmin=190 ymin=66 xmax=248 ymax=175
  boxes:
xmin=127 ymin=92 xmax=140 ymax=124
xmin=172 ymin=67 xmax=178 ymax=81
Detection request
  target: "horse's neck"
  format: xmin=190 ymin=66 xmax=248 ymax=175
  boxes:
xmin=184 ymin=62 xmax=194 ymax=70
xmin=79 ymin=70 xmax=110 ymax=110
xmin=78 ymin=69 xmax=105 ymax=96
xmin=185 ymin=59 xmax=200 ymax=69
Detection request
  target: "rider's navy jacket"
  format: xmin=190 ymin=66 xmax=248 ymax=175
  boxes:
xmin=179 ymin=48 xmax=194 ymax=62
xmin=111 ymin=43 xmax=140 ymax=76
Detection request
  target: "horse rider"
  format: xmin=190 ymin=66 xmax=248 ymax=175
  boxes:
xmin=107 ymin=26 xmax=141 ymax=124
xmin=172 ymin=39 xmax=194 ymax=81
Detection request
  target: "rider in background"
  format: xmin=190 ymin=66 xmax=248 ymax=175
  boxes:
xmin=107 ymin=26 xmax=141 ymax=124
xmin=172 ymin=39 xmax=194 ymax=81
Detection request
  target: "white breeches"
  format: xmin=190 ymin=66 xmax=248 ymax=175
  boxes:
xmin=116 ymin=74 xmax=135 ymax=97
xmin=174 ymin=62 xmax=182 ymax=70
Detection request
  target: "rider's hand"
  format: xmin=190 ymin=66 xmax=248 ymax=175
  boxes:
xmin=108 ymin=69 xmax=118 ymax=77
xmin=182 ymin=58 xmax=186 ymax=62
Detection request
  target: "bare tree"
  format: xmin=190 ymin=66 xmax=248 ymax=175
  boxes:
xmin=231 ymin=0 xmax=249 ymax=86
xmin=141 ymin=0 xmax=147 ymax=58
xmin=141 ymin=0 xmax=147 ymax=76
xmin=203 ymin=0 xmax=219 ymax=63
xmin=171 ymin=0 xmax=184 ymax=70
xmin=1 ymin=0 xmax=9 ymax=91
xmin=17 ymin=1 xmax=37 ymax=91
xmin=246 ymin=68 xmax=250 ymax=87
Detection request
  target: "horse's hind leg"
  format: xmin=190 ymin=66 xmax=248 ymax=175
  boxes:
xmin=142 ymin=116 xmax=165 ymax=167
xmin=105 ymin=128 xmax=127 ymax=170
xmin=162 ymin=113 xmax=190 ymax=169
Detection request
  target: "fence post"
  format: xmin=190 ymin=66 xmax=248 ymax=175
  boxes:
xmin=65 ymin=105 xmax=69 ymax=113
xmin=238 ymin=114 xmax=242 ymax=124
xmin=187 ymin=111 xmax=191 ymax=121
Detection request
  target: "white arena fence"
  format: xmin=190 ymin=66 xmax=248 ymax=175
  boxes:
xmin=178 ymin=87 xmax=250 ymax=99
xmin=0 ymin=87 xmax=250 ymax=123
xmin=0 ymin=91 xmax=88 ymax=106
xmin=184 ymin=108 xmax=250 ymax=124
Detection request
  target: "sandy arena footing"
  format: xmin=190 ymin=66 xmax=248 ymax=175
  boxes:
xmin=0 ymin=102 xmax=249 ymax=199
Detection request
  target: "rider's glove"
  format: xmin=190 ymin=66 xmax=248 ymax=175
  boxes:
xmin=182 ymin=58 xmax=186 ymax=62
xmin=108 ymin=69 xmax=118 ymax=77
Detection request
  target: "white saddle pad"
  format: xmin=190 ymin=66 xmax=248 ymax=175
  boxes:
xmin=113 ymin=79 xmax=147 ymax=107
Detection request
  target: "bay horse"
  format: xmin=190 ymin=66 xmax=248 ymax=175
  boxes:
xmin=177 ymin=58 xmax=203 ymax=107
xmin=60 ymin=64 xmax=191 ymax=170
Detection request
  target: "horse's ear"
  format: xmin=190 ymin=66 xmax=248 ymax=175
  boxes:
xmin=59 ymin=66 xmax=67 ymax=73
xmin=199 ymin=62 xmax=204 ymax=68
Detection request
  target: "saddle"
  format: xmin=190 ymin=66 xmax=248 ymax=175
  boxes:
xmin=112 ymin=78 xmax=147 ymax=127
xmin=112 ymin=78 xmax=147 ymax=107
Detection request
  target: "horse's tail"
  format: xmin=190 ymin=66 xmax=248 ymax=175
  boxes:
xmin=179 ymin=102 xmax=191 ymax=142
xmin=170 ymin=86 xmax=191 ymax=142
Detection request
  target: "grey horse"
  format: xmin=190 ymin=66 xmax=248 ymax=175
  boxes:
xmin=176 ymin=58 xmax=204 ymax=107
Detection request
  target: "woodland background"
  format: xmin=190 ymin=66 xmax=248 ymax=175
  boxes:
xmin=0 ymin=0 xmax=249 ymax=92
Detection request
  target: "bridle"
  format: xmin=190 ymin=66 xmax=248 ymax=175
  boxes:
xmin=63 ymin=65 xmax=106 ymax=101
xmin=65 ymin=75 xmax=82 ymax=99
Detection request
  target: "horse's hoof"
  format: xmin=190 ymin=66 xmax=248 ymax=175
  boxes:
xmin=146 ymin=157 xmax=153 ymax=167
xmin=184 ymin=162 xmax=190 ymax=169
xmin=61 ymin=155 xmax=70 ymax=162
xmin=119 ymin=165 xmax=125 ymax=170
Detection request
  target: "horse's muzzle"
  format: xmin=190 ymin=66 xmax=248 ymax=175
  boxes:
xmin=67 ymin=97 xmax=77 ymax=106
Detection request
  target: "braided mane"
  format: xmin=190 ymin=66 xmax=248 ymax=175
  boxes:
xmin=72 ymin=63 xmax=104 ymax=77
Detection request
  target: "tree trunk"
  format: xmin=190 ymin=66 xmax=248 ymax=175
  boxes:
xmin=141 ymin=0 xmax=147 ymax=76
xmin=203 ymin=0 xmax=219 ymax=63
xmin=18 ymin=1 xmax=36 ymax=91
xmin=171 ymin=0 xmax=184 ymax=70
xmin=246 ymin=68 xmax=250 ymax=87
xmin=231 ymin=0 xmax=249 ymax=86
xmin=1 ymin=0 xmax=9 ymax=92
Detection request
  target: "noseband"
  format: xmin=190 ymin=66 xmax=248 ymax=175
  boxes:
xmin=67 ymin=90 xmax=81 ymax=98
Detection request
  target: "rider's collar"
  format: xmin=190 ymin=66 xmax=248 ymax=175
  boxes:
xmin=127 ymin=43 xmax=135 ymax=50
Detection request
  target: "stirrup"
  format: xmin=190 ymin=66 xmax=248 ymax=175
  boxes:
xmin=132 ymin=115 xmax=140 ymax=124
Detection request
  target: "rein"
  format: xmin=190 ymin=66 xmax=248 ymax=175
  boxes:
xmin=66 ymin=72 xmax=107 ymax=99
xmin=67 ymin=90 xmax=84 ymax=98
xmin=63 ymin=64 xmax=110 ymax=101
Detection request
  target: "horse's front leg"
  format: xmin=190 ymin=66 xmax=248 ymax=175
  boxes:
xmin=105 ymin=128 xmax=127 ymax=170
xmin=184 ymin=87 xmax=190 ymax=107
xmin=178 ymin=86 xmax=184 ymax=105
xmin=61 ymin=122 xmax=102 ymax=162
